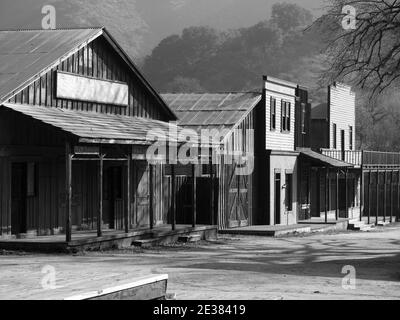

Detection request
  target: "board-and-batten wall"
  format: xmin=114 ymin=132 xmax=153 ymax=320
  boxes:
xmin=0 ymin=34 xmax=173 ymax=237
xmin=265 ymin=80 xmax=297 ymax=152
xmin=217 ymin=108 xmax=255 ymax=230
xmin=7 ymin=35 xmax=168 ymax=121
xmin=329 ymin=83 xmax=356 ymax=150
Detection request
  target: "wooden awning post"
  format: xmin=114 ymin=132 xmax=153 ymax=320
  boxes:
xmin=210 ymin=163 xmax=214 ymax=226
xmin=345 ymin=169 xmax=349 ymax=219
xmin=98 ymin=153 xmax=104 ymax=237
xmin=325 ymin=167 xmax=329 ymax=224
xmin=65 ymin=141 xmax=73 ymax=243
xmin=192 ymin=164 xmax=197 ymax=229
xmin=171 ymin=165 xmax=176 ymax=231
xmin=149 ymin=164 xmax=154 ymax=230
xmin=360 ymin=169 xmax=364 ymax=222
xmin=390 ymin=170 xmax=394 ymax=223
xmin=125 ymin=153 xmax=131 ymax=234
xmin=336 ymin=169 xmax=339 ymax=221
xmin=368 ymin=170 xmax=371 ymax=225
xmin=383 ymin=171 xmax=387 ymax=223
xmin=376 ymin=169 xmax=379 ymax=225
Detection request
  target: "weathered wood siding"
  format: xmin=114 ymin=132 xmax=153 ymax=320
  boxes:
xmin=329 ymin=83 xmax=356 ymax=150
xmin=265 ymin=78 xmax=297 ymax=152
xmin=7 ymin=36 xmax=169 ymax=121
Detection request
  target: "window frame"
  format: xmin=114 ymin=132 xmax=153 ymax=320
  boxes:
xmin=281 ymin=100 xmax=291 ymax=133
xmin=333 ymin=123 xmax=337 ymax=149
xmin=270 ymin=97 xmax=276 ymax=131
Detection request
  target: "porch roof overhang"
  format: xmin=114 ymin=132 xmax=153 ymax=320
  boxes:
xmin=298 ymin=148 xmax=354 ymax=168
xmin=1 ymin=102 xmax=214 ymax=147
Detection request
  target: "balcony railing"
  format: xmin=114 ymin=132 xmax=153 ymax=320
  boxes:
xmin=321 ymin=149 xmax=400 ymax=168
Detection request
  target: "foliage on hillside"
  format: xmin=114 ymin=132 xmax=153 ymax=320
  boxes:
xmin=142 ymin=3 xmax=326 ymax=98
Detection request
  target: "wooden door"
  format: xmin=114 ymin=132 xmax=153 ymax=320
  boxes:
xmin=227 ymin=163 xmax=249 ymax=228
xmin=134 ymin=162 xmax=150 ymax=227
xmin=11 ymin=163 xmax=27 ymax=235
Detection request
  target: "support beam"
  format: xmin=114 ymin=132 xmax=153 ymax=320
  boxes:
xmin=390 ymin=170 xmax=393 ymax=223
xmin=383 ymin=171 xmax=387 ymax=223
xmin=192 ymin=164 xmax=197 ymax=228
xmin=210 ymin=164 xmax=215 ymax=226
xmin=325 ymin=167 xmax=329 ymax=224
xmin=125 ymin=154 xmax=130 ymax=234
xmin=65 ymin=142 xmax=72 ymax=243
xmin=149 ymin=165 xmax=154 ymax=230
xmin=368 ymin=171 xmax=371 ymax=225
xmin=336 ymin=170 xmax=339 ymax=221
xmin=98 ymin=154 xmax=104 ymax=237
xmin=171 ymin=165 xmax=176 ymax=231
xmin=360 ymin=169 xmax=364 ymax=222
xmin=345 ymin=169 xmax=348 ymax=219
xmin=398 ymin=171 xmax=400 ymax=220
xmin=376 ymin=169 xmax=379 ymax=226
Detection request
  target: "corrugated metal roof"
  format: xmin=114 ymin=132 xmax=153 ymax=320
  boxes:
xmin=0 ymin=28 xmax=103 ymax=102
xmin=1 ymin=103 xmax=201 ymax=145
xmin=298 ymin=148 xmax=353 ymax=168
xmin=161 ymin=93 xmax=262 ymax=130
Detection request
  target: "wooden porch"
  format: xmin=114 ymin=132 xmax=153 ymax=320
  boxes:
xmin=0 ymin=225 xmax=217 ymax=253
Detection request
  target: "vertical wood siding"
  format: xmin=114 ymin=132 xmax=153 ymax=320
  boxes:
xmin=7 ymin=36 xmax=168 ymax=121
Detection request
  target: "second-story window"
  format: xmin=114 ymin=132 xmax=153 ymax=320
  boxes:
xmin=333 ymin=123 xmax=337 ymax=149
xmin=281 ymin=100 xmax=291 ymax=133
xmin=301 ymin=103 xmax=306 ymax=134
xmin=270 ymin=97 xmax=276 ymax=131
xmin=349 ymin=126 xmax=353 ymax=150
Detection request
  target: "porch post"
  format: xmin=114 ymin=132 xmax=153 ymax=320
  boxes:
xmin=210 ymin=163 xmax=214 ymax=225
xmin=325 ymin=167 xmax=329 ymax=223
xmin=398 ymin=170 xmax=400 ymax=220
xmin=192 ymin=164 xmax=197 ymax=228
xmin=390 ymin=170 xmax=393 ymax=223
xmin=368 ymin=170 xmax=371 ymax=225
xmin=65 ymin=142 xmax=72 ymax=243
xmin=360 ymin=169 xmax=364 ymax=222
xmin=345 ymin=169 xmax=349 ymax=219
xmin=336 ymin=169 xmax=339 ymax=221
xmin=383 ymin=171 xmax=387 ymax=223
xmin=98 ymin=153 xmax=103 ymax=237
xmin=171 ymin=165 xmax=176 ymax=231
xmin=125 ymin=153 xmax=130 ymax=234
xmin=376 ymin=169 xmax=379 ymax=226
xmin=149 ymin=164 xmax=154 ymax=230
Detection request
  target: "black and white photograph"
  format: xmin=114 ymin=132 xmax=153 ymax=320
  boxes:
xmin=0 ymin=0 xmax=399 ymax=307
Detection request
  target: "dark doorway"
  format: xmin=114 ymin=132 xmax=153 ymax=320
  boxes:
xmin=11 ymin=163 xmax=27 ymax=235
xmin=341 ymin=130 xmax=345 ymax=160
xmin=339 ymin=179 xmax=347 ymax=218
xmin=197 ymin=177 xmax=218 ymax=226
xmin=104 ymin=166 xmax=123 ymax=229
xmin=274 ymin=172 xmax=281 ymax=225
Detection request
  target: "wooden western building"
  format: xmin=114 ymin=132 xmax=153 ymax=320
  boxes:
xmin=0 ymin=28 xmax=217 ymax=249
xmin=162 ymin=92 xmax=262 ymax=229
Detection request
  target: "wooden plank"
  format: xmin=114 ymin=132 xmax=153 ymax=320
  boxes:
xmin=98 ymin=155 xmax=103 ymax=237
xmin=65 ymin=142 xmax=72 ymax=242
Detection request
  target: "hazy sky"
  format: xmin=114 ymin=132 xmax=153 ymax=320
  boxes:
xmin=0 ymin=0 xmax=326 ymax=56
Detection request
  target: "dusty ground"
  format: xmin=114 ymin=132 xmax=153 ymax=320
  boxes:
xmin=0 ymin=225 xmax=399 ymax=300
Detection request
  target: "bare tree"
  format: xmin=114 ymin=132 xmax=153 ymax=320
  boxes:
xmin=313 ymin=0 xmax=400 ymax=96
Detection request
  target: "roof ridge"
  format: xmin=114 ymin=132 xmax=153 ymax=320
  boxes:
xmin=0 ymin=27 xmax=103 ymax=32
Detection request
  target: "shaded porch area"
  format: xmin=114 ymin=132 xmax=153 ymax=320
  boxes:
xmin=297 ymin=148 xmax=359 ymax=224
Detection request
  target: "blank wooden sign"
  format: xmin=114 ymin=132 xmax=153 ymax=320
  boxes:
xmin=56 ymin=71 xmax=129 ymax=106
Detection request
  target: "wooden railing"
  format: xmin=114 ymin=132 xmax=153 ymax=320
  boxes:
xmin=321 ymin=149 xmax=363 ymax=166
xmin=321 ymin=149 xmax=400 ymax=168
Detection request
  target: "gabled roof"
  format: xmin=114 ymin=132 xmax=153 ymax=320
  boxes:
xmin=2 ymin=102 xmax=197 ymax=146
xmin=0 ymin=27 xmax=176 ymax=119
xmin=161 ymin=93 xmax=262 ymax=133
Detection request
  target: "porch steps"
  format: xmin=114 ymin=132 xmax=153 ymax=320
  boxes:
xmin=178 ymin=234 xmax=202 ymax=243
xmin=348 ymin=220 xmax=375 ymax=232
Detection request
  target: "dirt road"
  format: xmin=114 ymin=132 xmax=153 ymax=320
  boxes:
xmin=1 ymin=225 xmax=399 ymax=300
